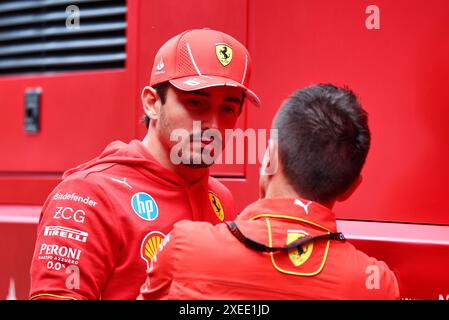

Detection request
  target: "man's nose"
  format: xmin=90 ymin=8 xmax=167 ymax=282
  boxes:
xmin=202 ymin=112 xmax=220 ymax=130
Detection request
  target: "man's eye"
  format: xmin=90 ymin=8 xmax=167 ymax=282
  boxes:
xmin=186 ymin=99 xmax=202 ymax=108
xmin=222 ymin=105 xmax=235 ymax=114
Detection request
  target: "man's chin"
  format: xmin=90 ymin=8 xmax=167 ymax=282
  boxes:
xmin=178 ymin=150 xmax=219 ymax=168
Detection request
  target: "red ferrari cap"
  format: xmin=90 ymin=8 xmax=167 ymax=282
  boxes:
xmin=150 ymin=28 xmax=260 ymax=107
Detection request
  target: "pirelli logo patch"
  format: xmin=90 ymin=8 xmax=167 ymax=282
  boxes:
xmin=44 ymin=225 xmax=88 ymax=243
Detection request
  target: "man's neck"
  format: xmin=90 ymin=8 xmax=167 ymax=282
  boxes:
xmin=142 ymin=134 xmax=208 ymax=184
xmin=263 ymin=177 xmax=335 ymax=210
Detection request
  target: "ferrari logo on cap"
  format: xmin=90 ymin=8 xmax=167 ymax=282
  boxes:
xmin=208 ymin=191 xmax=224 ymax=221
xmin=216 ymin=44 xmax=233 ymax=66
xmin=287 ymin=230 xmax=313 ymax=267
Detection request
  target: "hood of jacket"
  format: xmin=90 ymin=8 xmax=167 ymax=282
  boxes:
xmin=63 ymin=139 xmax=209 ymax=189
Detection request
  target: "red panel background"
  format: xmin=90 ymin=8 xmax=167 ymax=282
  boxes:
xmin=246 ymin=0 xmax=449 ymax=225
xmin=0 ymin=0 xmax=140 ymax=172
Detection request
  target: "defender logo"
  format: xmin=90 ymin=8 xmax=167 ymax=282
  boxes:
xmin=44 ymin=226 xmax=88 ymax=243
xmin=53 ymin=192 xmax=97 ymax=207
xmin=131 ymin=192 xmax=159 ymax=221
xmin=215 ymin=44 xmax=233 ymax=66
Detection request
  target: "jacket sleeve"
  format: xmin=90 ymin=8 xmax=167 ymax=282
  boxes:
xmin=361 ymin=257 xmax=401 ymax=300
xmin=378 ymin=260 xmax=401 ymax=299
xmin=137 ymin=231 xmax=174 ymax=300
xmin=29 ymin=176 xmax=121 ymax=300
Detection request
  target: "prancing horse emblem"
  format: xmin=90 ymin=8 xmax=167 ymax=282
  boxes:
xmin=208 ymin=191 xmax=224 ymax=221
xmin=215 ymin=44 xmax=233 ymax=66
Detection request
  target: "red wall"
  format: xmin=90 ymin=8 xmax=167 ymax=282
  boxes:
xmin=246 ymin=0 xmax=449 ymax=225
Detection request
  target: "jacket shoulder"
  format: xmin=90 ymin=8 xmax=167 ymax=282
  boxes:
xmin=208 ymin=177 xmax=231 ymax=196
xmin=64 ymin=162 xmax=119 ymax=181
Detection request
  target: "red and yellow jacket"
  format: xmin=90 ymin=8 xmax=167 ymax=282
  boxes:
xmin=139 ymin=197 xmax=400 ymax=299
xmin=29 ymin=140 xmax=235 ymax=300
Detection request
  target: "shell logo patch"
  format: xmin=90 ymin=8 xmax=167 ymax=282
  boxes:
xmin=140 ymin=231 xmax=166 ymax=270
xmin=208 ymin=191 xmax=224 ymax=221
xmin=215 ymin=44 xmax=233 ymax=66
xmin=287 ymin=230 xmax=313 ymax=267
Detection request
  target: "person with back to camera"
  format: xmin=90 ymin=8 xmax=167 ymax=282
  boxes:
xmin=138 ymin=84 xmax=400 ymax=300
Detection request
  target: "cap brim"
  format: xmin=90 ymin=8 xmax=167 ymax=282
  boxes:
xmin=169 ymin=75 xmax=260 ymax=107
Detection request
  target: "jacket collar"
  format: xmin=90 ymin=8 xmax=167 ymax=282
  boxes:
xmin=131 ymin=140 xmax=210 ymax=189
xmin=64 ymin=139 xmax=210 ymax=189
xmin=236 ymin=197 xmax=337 ymax=232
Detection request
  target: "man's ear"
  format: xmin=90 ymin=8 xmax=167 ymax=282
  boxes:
xmin=259 ymin=139 xmax=280 ymax=199
xmin=141 ymin=86 xmax=161 ymax=121
xmin=260 ymin=139 xmax=279 ymax=176
xmin=337 ymin=175 xmax=363 ymax=202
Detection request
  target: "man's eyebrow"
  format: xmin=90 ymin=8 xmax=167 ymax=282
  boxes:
xmin=224 ymin=96 xmax=243 ymax=104
xmin=184 ymin=90 xmax=210 ymax=97
xmin=183 ymin=90 xmax=242 ymax=104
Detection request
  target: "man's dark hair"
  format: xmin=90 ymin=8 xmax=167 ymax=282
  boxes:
xmin=273 ymin=84 xmax=371 ymax=203
xmin=143 ymin=82 xmax=170 ymax=128
xmin=143 ymin=82 xmax=245 ymax=128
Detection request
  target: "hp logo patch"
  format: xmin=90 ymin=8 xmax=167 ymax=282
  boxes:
xmin=131 ymin=192 xmax=158 ymax=221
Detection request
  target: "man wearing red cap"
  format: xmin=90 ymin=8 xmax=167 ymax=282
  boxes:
xmin=138 ymin=84 xmax=400 ymax=300
xmin=29 ymin=29 xmax=260 ymax=300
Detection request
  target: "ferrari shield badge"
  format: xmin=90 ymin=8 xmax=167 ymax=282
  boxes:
xmin=216 ymin=44 xmax=233 ymax=66
xmin=287 ymin=230 xmax=314 ymax=267
xmin=208 ymin=191 xmax=224 ymax=221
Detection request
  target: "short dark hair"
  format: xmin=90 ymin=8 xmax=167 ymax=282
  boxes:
xmin=142 ymin=82 xmax=245 ymax=128
xmin=273 ymin=84 xmax=371 ymax=203
xmin=143 ymin=82 xmax=170 ymax=128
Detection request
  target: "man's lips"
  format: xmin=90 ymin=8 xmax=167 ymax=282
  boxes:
xmin=188 ymin=135 xmax=221 ymax=148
